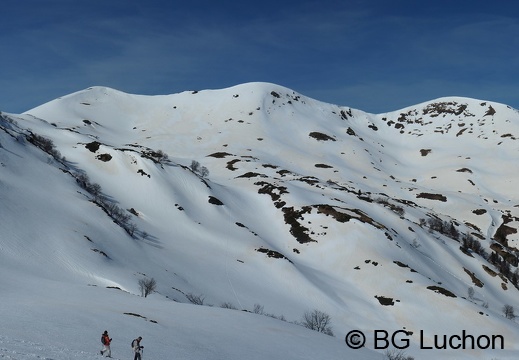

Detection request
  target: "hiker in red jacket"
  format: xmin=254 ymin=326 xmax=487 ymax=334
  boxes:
xmin=100 ymin=330 xmax=112 ymax=357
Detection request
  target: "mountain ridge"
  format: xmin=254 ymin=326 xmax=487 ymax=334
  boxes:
xmin=2 ymin=82 xmax=519 ymax=358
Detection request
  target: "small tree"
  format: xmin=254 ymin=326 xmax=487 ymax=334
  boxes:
xmin=88 ymin=183 xmax=103 ymax=201
xmin=190 ymin=160 xmax=209 ymax=178
xmin=138 ymin=277 xmax=157 ymax=298
xmin=448 ymin=222 xmax=460 ymax=240
xmin=503 ymin=304 xmax=516 ymax=320
xmin=76 ymin=172 xmax=90 ymax=189
xmin=190 ymin=160 xmax=201 ymax=173
xmin=155 ymin=150 xmax=168 ymax=163
xmin=301 ymin=309 xmax=334 ymax=336
xmin=199 ymin=166 xmax=209 ymax=178
xmin=252 ymin=303 xmax=264 ymax=315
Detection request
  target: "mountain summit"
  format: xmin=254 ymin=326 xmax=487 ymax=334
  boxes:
xmin=1 ymin=82 xmax=519 ymax=359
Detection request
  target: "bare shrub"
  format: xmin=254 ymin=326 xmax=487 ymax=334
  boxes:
xmin=28 ymin=133 xmax=63 ymax=161
xmin=252 ymin=303 xmax=264 ymax=315
xmin=125 ymin=222 xmax=138 ymax=237
xmin=199 ymin=166 xmax=209 ymax=177
xmin=88 ymin=183 xmax=103 ymax=200
xmin=186 ymin=293 xmax=205 ymax=305
xmin=461 ymin=233 xmax=486 ymax=257
xmin=190 ymin=160 xmax=201 ymax=173
xmin=220 ymin=302 xmax=238 ymax=310
xmin=385 ymin=349 xmax=414 ymax=360
xmin=190 ymin=160 xmax=209 ymax=178
xmin=154 ymin=149 xmax=168 ymax=163
xmin=75 ymin=171 xmax=139 ymax=237
xmin=300 ymin=309 xmax=334 ymax=336
xmin=143 ymin=149 xmax=169 ymax=164
xmin=138 ymin=277 xmax=157 ymax=298
xmin=503 ymin=304 xmax=516 ymax=320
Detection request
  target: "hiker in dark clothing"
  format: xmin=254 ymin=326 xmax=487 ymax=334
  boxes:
xmin=131 ymin=336 xmax=143 ymax=360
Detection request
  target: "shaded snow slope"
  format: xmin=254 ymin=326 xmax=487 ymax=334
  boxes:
xmin=1 ymin=82 xmax=519 ymax=358
xmin=1 ymin=270 xmax=382 ymax=360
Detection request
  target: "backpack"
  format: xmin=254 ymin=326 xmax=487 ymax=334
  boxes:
xmin=101 ymin=336 xmax=106 ymax=345
xmin=131 ymin=339 xmax=136 ymax=348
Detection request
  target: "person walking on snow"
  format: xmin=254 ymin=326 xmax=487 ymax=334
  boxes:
xmin=100 ymin=330 xmax=112 ymax=357
xmin=131 ymin=336 xmax=143 ymax=360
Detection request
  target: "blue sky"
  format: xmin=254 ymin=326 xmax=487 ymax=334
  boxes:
xmin=1 ymin=0 xmax=518 ymax=113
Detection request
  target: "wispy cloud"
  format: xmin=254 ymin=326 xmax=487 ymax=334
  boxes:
xmin=1 ymin=0 xmax=519 ymax=113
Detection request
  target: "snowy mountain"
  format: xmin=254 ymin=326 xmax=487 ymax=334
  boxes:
xmin=1 ymin=82 xmax=519 ymax=359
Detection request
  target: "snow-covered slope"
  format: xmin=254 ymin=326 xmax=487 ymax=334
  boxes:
xmin=1 ymin=82 xmax=519 ymax=359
